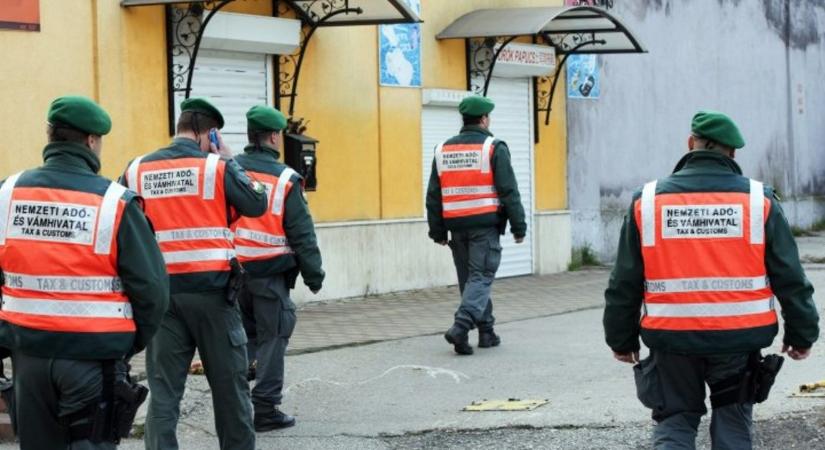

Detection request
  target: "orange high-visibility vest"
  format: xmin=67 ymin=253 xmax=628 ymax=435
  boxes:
xmin=435 ymin=137 xmax=500 ymax=219
xmin=635 ymin=178 xmax=777 ymax=332
xmin=125 ymin=154 xmax=234 ymax=275
xmin=231 ymin=168 xmax=295 ymax=263
xmin=0 ymin=172 xmax=135 ymax=334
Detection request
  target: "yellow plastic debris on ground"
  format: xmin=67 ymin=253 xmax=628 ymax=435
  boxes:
xmin=463 ymin=399 xmax=549 ymax=412
xmin=791 ymin=380 xmax=825 ymax=397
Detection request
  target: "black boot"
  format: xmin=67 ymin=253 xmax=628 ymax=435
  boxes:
xmin=254 ymin=407 xmax=296 ymax=432
xmin=444 ymin=324 xmax=473 ymax=355
xmin=478 ymin=329 xmax=501 ymax=348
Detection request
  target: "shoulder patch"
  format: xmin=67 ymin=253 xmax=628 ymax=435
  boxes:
xmin=251 ymin=180 xmax=266 ymax=194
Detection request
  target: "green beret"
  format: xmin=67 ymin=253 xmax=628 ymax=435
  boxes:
xmin=246 ymin=105 xmax=287 ymax=132
xmin=47 ymin=95 xmax=112 ymax=136
xmin=181 ymin=97 xmax=225 ymax=129
xmin=691 ymin=110 xmax=745 ymax=149
xmin=459 ymin=95 xmax=495 ymax=116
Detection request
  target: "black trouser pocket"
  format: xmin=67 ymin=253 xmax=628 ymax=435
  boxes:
xmin=634 ymin=355 xmax=664 ymax=412
xmin=279 ymin=299 xmax=297 ymax=338
xmin=484 ymin=242 xmax=502 ymax=274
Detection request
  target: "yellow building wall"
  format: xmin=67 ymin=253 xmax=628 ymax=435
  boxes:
xmin=0 ymin=0 xmax=568 ymax=221
xmin=0 ymin=1 xmax=97 ymax=174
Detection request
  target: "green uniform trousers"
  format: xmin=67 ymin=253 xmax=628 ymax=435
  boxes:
xmin=144 ymin=290 xmax=255 ymax=450
xmin=12 ymin=352 xmax=114 ymax=450
xmin=240 ymin=274 xmax=297 ymax=412
xmin=448 ymin=227 xmax=501 ymax=330
xmin=636 ymin=350 xmax=752 ymax=450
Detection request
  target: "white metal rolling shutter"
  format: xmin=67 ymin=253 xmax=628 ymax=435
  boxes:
xmin=486 ymin=77 xmax=534 ymax=277
xmin=173 ymin=49 xmax=270 ymax=154
xmin=420 ymin=78 xmax=534 ymax=277
xmin=421 ymin=106 xmax=462 ymax=210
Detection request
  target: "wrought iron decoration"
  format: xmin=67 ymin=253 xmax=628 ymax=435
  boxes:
xmin=274 ymin=0 xmax=363 ymax=118
xmin=167 ymin=1 xmax=234 ymax=99
xmin=466 ymin=36 xmax=518 ymax=96
xmin=165 ymin=0 xmax=234 ymax=133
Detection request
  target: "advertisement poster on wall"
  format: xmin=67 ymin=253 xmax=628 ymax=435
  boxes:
xmin=0 ymin=0 xmax=40 ymax=31
xmin=564 ymin=0 xmax=601 ymax=99
xmin=567 ymin=54 xmax=600 ymax=99
xmin=379 ymin=0 xmax=421 ymax=87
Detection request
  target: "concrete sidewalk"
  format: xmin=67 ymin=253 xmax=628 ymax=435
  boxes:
xmin=130 ymin=268 xmax=610 ymax=375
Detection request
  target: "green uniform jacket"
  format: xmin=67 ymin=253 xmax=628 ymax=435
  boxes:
xmin=426 ymin=125 xmax=527 ymax=242
xmin=234 ymin=145 xmax=325 ymax=291
xmin=0 ymin=143 xmax=170 ymax=360
xmin=604 ymin=151 xmax=819 ymax=355
xmin=119 ymin=138 xmax=267 ymax=294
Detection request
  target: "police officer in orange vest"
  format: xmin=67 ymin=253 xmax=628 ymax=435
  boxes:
xmin=604 ymin=110 xmax=819 ymax=449
xmin=120 ymin=98 xmax=267 ymax=450
xmin=426 ymin=95 xmax=527 ymax=355
xmin=233 ymin=105 xmax=324 ymax=432
xmin=0 ymin=96 xmax=169 ymax=449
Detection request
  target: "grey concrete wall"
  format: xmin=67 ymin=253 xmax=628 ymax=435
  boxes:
xmin=567 ymin=0 xmax=825 ymax=261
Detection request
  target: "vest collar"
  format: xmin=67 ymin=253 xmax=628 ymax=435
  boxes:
xmin=672 ymin=150 xmax=743 ymax=176
xmin=42 ymin=142 xmax=101 ymax=174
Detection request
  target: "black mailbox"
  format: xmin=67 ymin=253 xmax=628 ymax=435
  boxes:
xmin=283 ymin=133 xmax=318 ymax=191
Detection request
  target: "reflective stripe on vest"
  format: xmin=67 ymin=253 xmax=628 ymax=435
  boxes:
xmin=749 ymin=179 xmax=764 ymax=244
xmin=96 ymin=183 xmax=127 ymax=255
xmin=203 ymin=153 xmax=220 ymax=200
xmin=126 ymin=155 xmax=144 ymax=192
xmin=155 ymin=227 xmax=233 ymax=243
xmin=635 ymin=179 xmax=775 ymax=333
xmin=235 ymin=228 xmax=287 ymax=246
xmin=441 ymin=185 xmax=496 ymax=196
xmin=645 ymin=298 xmax=773 ymax=318
xmin=442 ymin=198 xmax=500 ymax=212
xmin=235 ymin=245 xmax=293 ymax=258
xmin=0 ymin=172 xmax=24 ymax=246
xmin=435 ymin=137 xmax=499 ymax=219
xmin=230 ymin=168 xmax=294 ymax=263
xmin=2 ymin=295 xmax=133 ymax=319
xmin=272 ymin=168 xmax=296 ymax=215
xmin=162 ymin=248 xmax=236 ymax=265
xmin=645 ymin=276 xmax=769 ymax=294
xmin=0 ymin=176 xmax=134 ymax=334
xmin=3 ymin=272 xmax=122 ymax=293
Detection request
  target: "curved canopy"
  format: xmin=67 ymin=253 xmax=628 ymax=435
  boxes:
xmin=437 ymin=6 xmax=645 ymax=54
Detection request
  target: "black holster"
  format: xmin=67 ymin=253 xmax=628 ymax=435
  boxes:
xmin=64 ymin=360 xmax=149 ymax=444
xmin=227 ymin=257 xmax=248 ymax=306
xmin=751 ymin=353 xmax=784 ymax=403
xmin=709 ymin=352 xmax=784 ymax=409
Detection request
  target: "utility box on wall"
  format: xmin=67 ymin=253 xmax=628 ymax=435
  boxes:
xmin=284 ymin=133 xmax=318 ymax=191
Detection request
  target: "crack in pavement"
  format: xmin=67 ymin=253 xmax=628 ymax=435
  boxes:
xmin=284 ymin=365 xmax=470 ymax=395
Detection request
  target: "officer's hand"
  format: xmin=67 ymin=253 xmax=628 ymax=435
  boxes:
xmin=782 ymin=344 xmax=811 ymax=360
xmin=514 ymin=236 xmax=524 ymax=244
xmin=613 ymin=351 xmax=639 ymax=364
xmin=210 ymin=130 xmax=234 ymax=158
